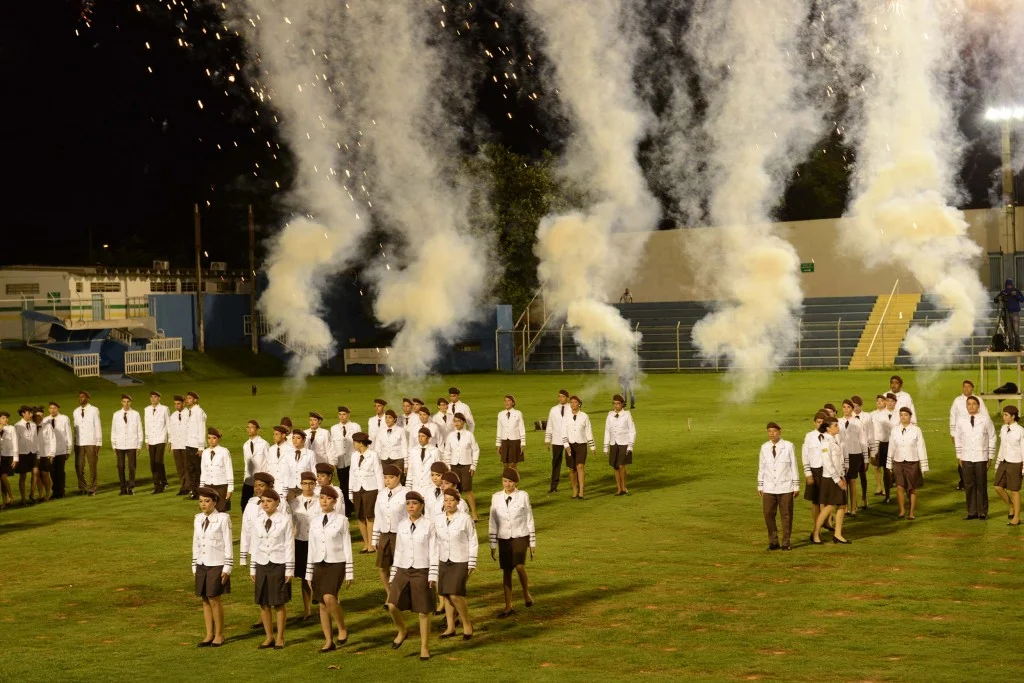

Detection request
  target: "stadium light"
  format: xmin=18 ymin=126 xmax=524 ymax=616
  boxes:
xmin=986 ymin=104 xmax=1022 ymax=258
xmin=985 ymin=106 xmax=1024 ymax=122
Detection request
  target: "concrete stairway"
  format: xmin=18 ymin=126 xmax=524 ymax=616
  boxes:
xmin=848 ymin=293 xmax=921 ymax=369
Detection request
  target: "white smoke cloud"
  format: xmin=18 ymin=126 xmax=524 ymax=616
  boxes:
xmin=841 ymin=0 xmax=987 ymax=366
xmin=525 ymin=0 xmax=659 ymax=380
xmin=686 ymin=0 xmax=823 ymax=397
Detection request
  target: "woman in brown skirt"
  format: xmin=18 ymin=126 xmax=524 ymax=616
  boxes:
xmin=192 ymin=486 xmax=232 ymax=647
xmin=496 ymin=395 xmax=526 ymax=470
xmin=435 ymin=489 xmax=476 ymax=640
xmin=812 ymin=420 xmax=850 ymax=544
xmin=995 ymin=406 xmax=1024 ymax=526
xmin=488 ymin=468 xmax=536 ymax=616
xmin=886 ymin=407 xmax=929 ymax=520
xmin=305 ymin=486 xmax=354 ymax=652
xmin=250 ymin=488 xmax=295 ymax=649
xmin=387 ymin=491 xmax=438 ymax=661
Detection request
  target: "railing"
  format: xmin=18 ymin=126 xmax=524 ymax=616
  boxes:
xmin=243 ymin=314 xmax=271 ymax=336
xmin=125 ymin=349 xmax=154 ymax=375
xmin=148 ymin=337 xmax=183 ymax=368
xmin=27 ymin=341 xmax=100 ymax=377
xmin=109 ymin=328 xmax=133 ymax=346
xmin=863 ymin=279 xmax=900 ymax=367
xmin=511 ymin=288 xmax=552 ymax=372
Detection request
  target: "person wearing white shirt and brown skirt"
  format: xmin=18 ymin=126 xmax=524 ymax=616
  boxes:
xmin=887 ymin=407 xmax=929 ymax=521
xmin=199 ymin=428 xmax=233 ymax=512
xmin=544 ymin=389 xmax=571 ymax=493
xmin=350 ymin=432 xmax=384 ymax=553
xmin=33 ymin=407 xmax=56 ymax=501
xmin=994 ymin=406 xmax=1024 ymax=526
xmin=443 ymin=414 xmax=480 ymax=521
xmin=838 ymin=400 xmax=867 ymax=517
xmin=757 ymin=422 xmax=799 ymax=551
xmin=144 ymin=391 xmax=170 ymax=494
xmin=812 ymin=420 xmax=850 ymax=545
xmin=111 ymin=394 xmax=144 ymax=496
xmin=387 ymin=491 xmax=438 ymax=661
xmin=604 ymin=394 xmax=636 ymax=496
xmin=372 ymin=465 xmax=409 ymax=592
xmin=562 ymin=396 xmax=595 ymax=500
xmin=192 ymin=486 xmax=232 ymax=647
xmin=489 ymin=468 xmax=536 ymax=617
xmin=377 ymin=411 xmax=406 ymax=472
xmin=801 ymin=411 xmax=827 ymax=529
xmin=0 ymin=411 xmax=17 ymax=509
xmin=291 ymin=472 xmax=320 ymax=622
xmin=954 ymin=396 xmax=996 ymax=520
xmin=305 ymin=485 xmax=353 ymax=652
xmin=251 ymin=488 xmax=295 ymax=649
xmin=496 ymin=395 xmax=526 ymax=471
xmin=436 ymin=488 xmax=476 ymax=640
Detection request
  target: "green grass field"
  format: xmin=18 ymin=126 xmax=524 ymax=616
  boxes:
xmin=2 ymin=359 xmax=1023 ymax=681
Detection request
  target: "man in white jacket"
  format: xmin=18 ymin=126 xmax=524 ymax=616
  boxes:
xmin=111 ymin=394 xmax=144 ymax=496
xmin=73 ymin=390 xmax=102 ymax=496
xmin=144 ymin=391 xmax=170 ymax=494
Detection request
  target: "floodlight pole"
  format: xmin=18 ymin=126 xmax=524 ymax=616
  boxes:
xmin=1000 ymin=121 xmax=1017 ymax=254
xmin=194 ymin=204 xmax=205 ymax=353
xmin=249 ymin=205 xmax=258 ymax=355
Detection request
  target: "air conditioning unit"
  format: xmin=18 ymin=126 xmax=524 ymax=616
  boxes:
xmin=210 ymin=261 xmax=227 ymax=272
xmin=152 ymin=260 xmax=170 ymax=271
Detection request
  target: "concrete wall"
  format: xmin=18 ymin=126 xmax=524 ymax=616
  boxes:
xmin=614 ymin=207 xmax=1013 ymax=303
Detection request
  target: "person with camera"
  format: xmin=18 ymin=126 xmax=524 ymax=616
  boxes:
xmin=996 ymin=279 xmax=1024 ymax=352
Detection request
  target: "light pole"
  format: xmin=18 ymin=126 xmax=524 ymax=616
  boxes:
xmin=985 ymin=106 xmax=1023 ymax=267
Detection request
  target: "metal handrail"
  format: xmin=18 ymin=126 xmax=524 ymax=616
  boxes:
xmin=863 ymin=279 xmax=900 ymax=363
xmin=512 ymin=287 xmax=544 ymax=331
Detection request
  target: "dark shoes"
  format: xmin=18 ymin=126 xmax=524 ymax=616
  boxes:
xmin=768 ymin=543 xmax=781 ymax=551
xmin=963 ymin=515 xmax=978 ymax=520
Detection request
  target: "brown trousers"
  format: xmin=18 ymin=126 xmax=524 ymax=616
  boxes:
xmin=75 ymin=445 xmax=100 ymax=493
xmin=185 ymin=447 xmax=201 ymax=495
xmin=962 ymin=460 xmax=989 ymax=517
xmin=172 ymin=449 xmax=188 ymax=491
xmin=148 ymin=443 xmax=167 ymax=489
xmin=762 ymin=492 xmax=794 ymax=546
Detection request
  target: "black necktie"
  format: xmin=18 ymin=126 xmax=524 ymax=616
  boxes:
xmin=178 ymin=413 xmax=181 ymax=422
xmin=209 ymin=449 xmax=214 ymax=461
xmin=276 ymin=446 xmax=281 ymax=459
xmin=506 ymin=411 xmax=510 ymax=419
xmin=377 ymin=418 xmax=381 ymax=428
xmin=574 ymin=415 xmax=577 ymax=421
xmin=443 ymin=415 xmax=447 ymax=423
xmin=295 ymin=449 xmax=301 ymax=461
xmin=388 ymin=490 xmax=393 ymax=499
xmin=152 ymin=407 xmax=156 ymax=416
xmin=971 ymin=416 xmax=975 ymax=426
xmin=81 ymin=408 xmax=85 ymax=418
xmin=342 ymin=426 xmax=346 ymax=437
xmin=457 ymin=432 xmax=461 ymax=441
xmin=310 ymin=431 xmax=315 ymax=443
xmin=561 ymin=406 xmax=564 ymax=417
xmin=265 ymin=519 xmax=271 ymax=531
xmin=304 ymin=500 xmax=310 ymax=509
xmin=772 ymin=444 xmax=776 ymax=457
xmin=359 ymin=454 xmax=364 ymax=467
xmin=446 ymin=518 xmax=451 ymax=526
xmin=249 ymin=441 xmax=254 ymax=455
xmin=123 ymin=412 xmax=128 ymax=424
xmin=410 ymin=522 xmax=416 ymax=534
xmin=615 ymin=413 xmax=620 ymax=419
xmin=387 ymin=428 xmax=392 ymax=435
xmin=506 ymin=496 xmax=512 ymax=505
xmin=202 ymin=518 xmax=209 ymax=531
xmin=902 ymin=428 xmax=906 ymax=434
xmin=434 ymin=487 xmax=440 ymax=497
xmin=322 ymin=514 xmax=328 ymax=527
xmin=420 ymin=447 xmax=425 ymax=462
xmin=845 ymin=420 xmax=849 ymax=429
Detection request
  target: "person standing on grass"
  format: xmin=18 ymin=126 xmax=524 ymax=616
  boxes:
xmin=447 ymin=387 xmax=475 ymax=432
xmin=328 ymin=406 xmax=359 ymax=517
xmin=367 ymin=399 xmax=388 ymax=443
xmin=801 ymin=411 xmax=827 ymax=532
xmin=240 ymin=420 xmax=270 ymax=510
xmin=399 ymin=398 xmax=415 ymax=430
xmin=850 ymin=396 xmax=871 ymax=511
xmin=144 ymin=391 xmax=169 ymax=495
xmin=887 ymin=376 xmax=916 ymax=424
xmin=868 ymin=395 xmax=890 ymax=501
xmin=425 ymin=462 xmax=449 ymax=519
xmin=604 ymin=394 xmax=636 ymax=496
xmin=562 ymin=396 xmax=595 ymax=500
xmin=111 ymin=394 xmax=143 ymax=497
xmin=994 ymin=406 xmax=1024 ymax=526
xmin=413 ymin=406 xmax=439 ymax=448
xmin=950 ymin=380 xmax=984 ymax=492
xmin=372 ymin=464 xmax=409 ymax=593
xmin=376 ymin=410 xmax=406 ymax=472
xmin=169 ymin=395 xmax=189 ymax=495
xmin=250 ymin=488 xmax=294 ymax=650
xmin=183 ymin=391 xmax=207 ymax=499
xmin=306 ymin=411 xmax=329 ymax=465
xmin=812 ymin=420 xmax=850 ymax=545
xmin=45 ymin=402 xmax=72 ymax=499
xmin=758 ymin=422 xmax=799 ymax=551
xmin=544 ymin=389 xmax=571 ymax=494
xmin=287 ymin=429 xmax=316 ymax=501
xmin=443 ymin=413 xmax=480 ymax=521
xmin=266 ymin=426 xmax=293 ymax=499
xmin=33 ymin=407 xmax=55 ymax=501
xmin=887 ymin=407 xmax=929 ymax=521
xmin=404 ymin=399 xmax=424 ymax=448
xmin=489 ymin=468 xmax=536 ymax=617
xmin=198 ymin=428 xmax=233 ymax=512
xmin=496 ymin=395 xmax=526 ymax=471
xmin=289 ymin=472 xmax=319 ymax=623
xmin=349 ymin=432 xmax=383 ymax=554
xmin=0 ymin=411 xmax=17 ymax=508
xmin=838 ymin=399 xmax=867 ymax=517
xmin=433 ymin=398 xmax=453 ymax=446
xmin=15 ymin=406 xmax=38 ymax=505
xmin=73 ymin=391 xmax=102 ymax=497
xmin=305 ymin=485 xmax=353 ymax=653
xmin=239 ymin=471 xmax=274 ymax=631
xmin=436 ymin=488 xmax=476 ymax=641
xmin=386 ymin=491 xmax=438 ymax=661
xmin=192 ymin=486 xmax=232 ymax=648
xmin=954 ymin=396 xmax=996 ymax=520
xmin=407 ymin=427 xmax=441 ymax=499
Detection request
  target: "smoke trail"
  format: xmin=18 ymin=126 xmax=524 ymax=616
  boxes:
xmin=525 ymin=0 xmax=659 ymax=380
xmin=237 ymin=1 xmax=372 ymax=378
xmin=841 ymin=0 xmax=986 ymax=366
xmin=686 ymin=0 xmax=823 ymax=397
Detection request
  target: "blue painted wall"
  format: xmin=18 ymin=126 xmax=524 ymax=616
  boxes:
xmin=149 ymin=294 xmax=250 ymax=350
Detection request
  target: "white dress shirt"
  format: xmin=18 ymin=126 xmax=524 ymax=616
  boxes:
xmin=410 ymin=419 xmax=440 ymax=448
xmin=110 ymin=409 xmax=144 ymax=450
xmin=954 ymin=414 xmax=996 ymax=462
xmin=305 ymin=427 xmax=330 ymax=465
xmin=432 ymin=411 xmax=453 ymax=445
xmin=890 ymin=391 xmax=917 ymax=424
xmin=192 ymin=511 xmax=233 ymax=574
xmin=757 ymin=439 xmax=800 ymax=494
xmin=838 ymin=415 xmax=867 ymax=466
xmin=996 ymin=422 xmax=1024 ymax=466
xmin=287 ymin=448 xmax=316 ymax=489
xmin=801 ymin=429 xmax=822 ymax=474
xmin=0 ymin=424 xmax=17 ymax=461
xmin=372 ymin=485 xmax=410 ymax=544
xmin=265 ymin=443 xmax=292 ymax=496
xmin=562 ymin=410 xmax=595 ymax=449
xmin=545 ymin=403 xmax=569 ymax=446
xmin=406 ymin=445 xmax=441 ymax=495
xmin=448 ymin=400 xmax=475 ymax=432
xmin=949 ymin=394 xmax=990 ymax=437
xmin=199 ymin=445 xmax=234 ymax=492
xmin=289 ymin=494 xmax=319 ymax=541
xmin=184 ymin=405 xmax=208 ymax=449
xmin=434 ymin=509 xmax=478 ymax=568
xmin=249 ymin=510 xmax=296 ymax=576
xmin=168 ymin=409 xmax=188 ymax=450
xmin=887 ymin=424 xmax=929 ymax=471
xmin=488 ymin=488 xmax=536 ymax=548
xmin=819 ymin=433 xmax=847 ymax=484
xmin=872 ymin=410 xmax=895 ymax=448
xmin=496 ymin=408 xmax=526 ymax=447
xmin=305 ymin=510 xmax=354 ymax=582
xmin=603 ymin=409 xmax=636 ymax=452
xmin=389 ymin=515 xmax=439 ymax=583
xmin=367 ymin=413 xmax=387 ymax=443
xmin=403 ymin=414 xmax=423 ymax=445
xmin=376 ymin=426 xmax=406 ymax=462
xmin=443 ymin=428 xmax=480 ymax=469
xmin=35 ymin=422 xmax=56 ymax=458
xmin=328 ymin=421 xmax=360 ymax=470
xmin=43 ymin=414 xmax=73 ymax=455
xmin=144 ymin=404 xmax=169 ymax=445
xmin=241 ymin=436 xmax=270 ymax=487
xmin=73 ymin=404 xmax=102 ymax=447
xmin=349 ymin=448 xmax=384 ymax=494
xmin=239 ymin=496 xmax=266 ymax=565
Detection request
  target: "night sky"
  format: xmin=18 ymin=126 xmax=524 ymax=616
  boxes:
xmin=0 ymin=1 xmax=1012 ymax=270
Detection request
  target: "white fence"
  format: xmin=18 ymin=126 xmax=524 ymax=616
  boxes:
xmin=123 ymin=337 xmax=184 ymax=374
xmin=72 ymin=354 xmax=100 ymax=377
xmin=125 ymin=350 xmax=154 ymax=375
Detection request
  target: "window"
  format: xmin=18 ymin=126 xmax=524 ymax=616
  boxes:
xmin=90 ymin=281 xmax=121 ymax=293
xmin=150 ymin=281 xmax=177 ymax=293
xmin=453 ymin=342 xmax=481 ymax=353
xmin=5 ymin=283 xmax=39 ymax=295
xmin=75 ymin=282 xmax=83 ymax=293
xmin=180 ymin=281 xmax=197 ymax=293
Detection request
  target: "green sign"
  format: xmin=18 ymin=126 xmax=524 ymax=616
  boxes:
xmin=800 ymin=262 xmax=814 ymax=273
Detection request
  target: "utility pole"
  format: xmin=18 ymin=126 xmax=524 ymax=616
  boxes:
xmin=194 ymin=204 xmax=205 ymax=353
xmin=249 ymin=205 xmax=258 ymax=354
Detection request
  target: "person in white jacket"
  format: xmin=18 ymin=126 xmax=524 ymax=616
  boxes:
xmin=757 ymin=422 xmax=800 ymax=551
xmin=73 ymin=390 xmax=102 ymax=496
xmin=45 ymin=401 xmax=73 ymax=499
xmin=994 ymin=406 xmax=1024 ymax=526
xmin=305 ymin=485 xmax=353 ymax=653
xmin=199 ymin=428 xmax=234 ymax=512
xmin=544 ymin=389 xmax=571 ymax=493
xmin=604 ymin=394 xmax=636 ymax=496
xmin=887 ymin=407 xmax=929 ymax=521
xmin=953 ymin=396 xmax=996 ymax=520
xmin=250 ymin=488 xmax=295 ymax=650
xmin=562 ymin=396 xmax=595 ymax=500
xmin=192 ymin=486 xmax=232 ymax=648
xmin=33 ymin=407 xmax=56 ymax=501
xmin=812 ymin=419 xmax=850 ymax=545
xmin=144 ymin=391 xmax=170 ymax=494
xmin=496 ymin=395 xmax=526 ymax=471
xmin=0 ymin=411 xmax=17 ymax=508
xmin=183 ymin=391 xmax=207 ymax=499
xmin=111 ymin=394 xmax=144 ymax=496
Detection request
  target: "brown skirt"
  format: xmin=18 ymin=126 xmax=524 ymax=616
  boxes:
xmin=254 ymin=562 xmax=292 ymax=607
xmin=566 ymin=443 xmax=588 ymax=468
xmin=818 ymin=477 xmax=847 ymax=507
xmin=194 ymin=564 xmax=230 ymax=598
xmin=387 ymin=567 xmax=433 ymax=614
xmin=375 ymin=532 xmax=397 ymax=570
xmin=498 ymin=536 xmax=530 ymax=570
xmin=499 ymin=440 xmax=524 ymax=464
xmin=437 ymin=560 xmax=469 ymax=596
xmin=210 ymin=484 xmax=231 ymax=513
xmin=892 ymin=461 xmax=924 ymax=493
xmin=0 ymin=456 xmax=13 ymax=476
xmin=803 ymin=467 xmax=822 ymax=503
xmin=451 ymin=464 xmax=474 ymax=492
xmin=36 ymin=456 xmax=54 ymax=473
xmin=995 ymin=461 xmax=1024 ymax=492
xmin=294 ymin=540 xmax=308 ymax=583
xmin=608 ymin=445 xmax=631 ymax=468
xmin=311 ymin=561 xmax=346 ymax=601
xmin=845 ymin=455 xmax=864 ymax=481
xmin=353 ymin=489 xmax=378 ymax=521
